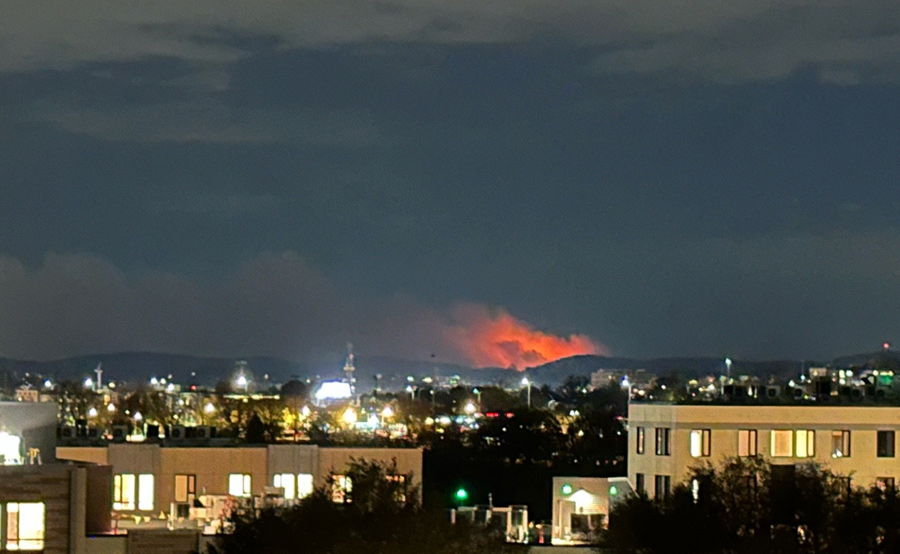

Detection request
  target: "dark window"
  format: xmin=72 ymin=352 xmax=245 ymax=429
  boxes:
xmin=635 ymin=473 xmax=645 ymax=494
xmin=654 ymin=475 xmax=671 ymax=499
xmin=877 ymin=477 xmax=895 ymax=491
xmin=878 ymin=431 xmax=895 ymax=457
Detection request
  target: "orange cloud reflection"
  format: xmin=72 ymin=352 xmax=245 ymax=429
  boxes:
xmin=446 ymin=304 xmax=606 ymax=370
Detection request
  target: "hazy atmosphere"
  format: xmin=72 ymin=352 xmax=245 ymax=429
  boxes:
xmin=3 ymin=0 xmax=900 ymax=366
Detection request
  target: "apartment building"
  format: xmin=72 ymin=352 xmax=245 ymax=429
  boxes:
xmin=56 ymin=443 xmax=423 ymax=518
xmin=628 ymin=402 xmax=900 ymax=498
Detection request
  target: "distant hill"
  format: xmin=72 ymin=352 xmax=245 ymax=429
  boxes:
xmin=1 ymin=350 xmax=891 ymax=390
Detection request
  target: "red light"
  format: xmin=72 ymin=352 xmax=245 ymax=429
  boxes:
xmin=505 ymin=412 xmax=514 ymax=418
xmin=485 ymin=412 xmax=499 ymax=418
xmin=885 ymin=343 xmax=891 ymax=350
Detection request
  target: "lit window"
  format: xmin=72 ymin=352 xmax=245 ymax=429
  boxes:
xmin=795 ymin=430 xmax=815 ymax=458
xmin=331 ymin=475 xmax=352 ymax=503
xmin=690 ymin=429 xmax=711 ymax=457
xmin=831 ymin=430 xmax=851 ymax=458
xmin=770 ymin=430 xmax=793 ymax=457
xmin=654 ymin=428 xmax=671 ymax=456
xmin=274 ymin=474 xmax=296 ymax=499
xmin=878 ymin=431 xmax=895 ymax=458
xmin=4 ymin=502 xmax=45 ymax=551
xmin=228 ymin=474 xmax=251 ymax=497
xmin=113 ymin=474 xmax=136 ymax=510
xmin=738 ymin=430 xmax=757 ymax=457
xmin=387 ymin=474 xmax=408 ymax=502
xmin=174 ymin=474 xmax=196 ymax=503
xmin=138 ymin=474 xmax=154 ymax=511
xmin=297 ymin=474 xmax=314 ymax=498
xmin=636 ymin=427 xmax=645 ymax=455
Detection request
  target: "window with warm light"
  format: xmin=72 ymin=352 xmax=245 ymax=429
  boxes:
xmin=138 ymin=474 xmax=154 ymax=510
xmin=297 ymin=474 xmax=314 ymax=498
xmin=738 ymin=430 xmax=757 ymax=457
xmin=331 ymin=475 xmax=352 ymax=503
xmin=690 ymin=429 xmax=711 ymax=457
xmin=831 ymin=430 xmax=851 ymax=458
xmin=174 ymin=474 xmax=196 ymax=503
xmin=228 ymin=474 xmax=251 ymax=497
xmin=636 ymin=427 xmax=645 ymax=455
xmin=770 ymin=430 xmax=793 ymax=457
xmin=113 ymin=474 xmax=136 ymax=510
xmin=654 ymin=428 xmax=671 ymax=456
xmin=795 ymin=430 xmax=815 ymax=458
xmin=274 ymin=474 xmax=296 ymax=499
xmin=3 ymin=502 xmax=45 ymax=551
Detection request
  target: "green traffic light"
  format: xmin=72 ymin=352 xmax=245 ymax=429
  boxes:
xmin=455 ymin=488 xmax=469 ymax=501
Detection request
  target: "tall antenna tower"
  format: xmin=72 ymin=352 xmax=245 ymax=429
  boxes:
xmin=343 ymin=342 xmax=356 ymax=393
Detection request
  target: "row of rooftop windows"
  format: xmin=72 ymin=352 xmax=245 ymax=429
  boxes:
xmin=110 ymin=471 xmax=407 ymax=512
xmin=635 ymin=427 xmax=899 ymax=459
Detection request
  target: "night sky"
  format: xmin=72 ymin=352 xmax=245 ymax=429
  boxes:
xmin=2 ymin=1 xmax=900 ymax=366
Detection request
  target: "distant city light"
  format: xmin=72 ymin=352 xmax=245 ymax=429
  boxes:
xmin=43 ymin=379 xmax=52 ymax=389
xmin=235 ymin=374 xmax=248 ymax=389
xmin=83 ymin=377 xmax=93 ymax=389
xmin=381 ymin=406 xmax=394 ymax=418
xmin=133 ymin=411 xmax=143 ymax=422
xmin=342 ymin=408 xmax=358 ymax=425
xmin=561 ymin=483 xmax=573 ymax=495
xmin=301 ymin=405 xmax=311 ymax=417
xmin=315 ymin=381 xmax=352 ymax=402
xmin=107 ymin=403 xmax=116 ymax=413
xmin=455 ymin=488 xmax=469 ymax=501
xmin=88 ymin=407 xmax=98 ymax=418
xmin=464 ymin=402 xmax=477 ymax=415
xmin=204 ymin=402 xmax=215 ymax=414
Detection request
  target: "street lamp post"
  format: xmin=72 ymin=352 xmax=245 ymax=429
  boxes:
xmin=522 ymin=377 xmax=531 ymax=409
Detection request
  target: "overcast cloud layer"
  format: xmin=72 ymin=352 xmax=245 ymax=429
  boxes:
xmin=2 ymin=0 xmax=900 ymax=363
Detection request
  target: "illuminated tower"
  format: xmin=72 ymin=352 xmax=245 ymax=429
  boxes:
xmin=343 ymin=343 xmax=356 ymax=393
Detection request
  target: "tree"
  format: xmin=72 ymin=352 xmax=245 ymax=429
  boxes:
xmin=207 ymin=459 xmax=516 ymax=554
xmin=606 ymin=457 xmax=900 ymax=554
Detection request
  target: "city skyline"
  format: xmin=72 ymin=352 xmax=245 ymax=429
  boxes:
xmin=3 ymin=1 xmax=900 ymax=365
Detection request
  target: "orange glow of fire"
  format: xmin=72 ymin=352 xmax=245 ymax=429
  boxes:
xmin=446 ymin=304 xmax=606 ymax=370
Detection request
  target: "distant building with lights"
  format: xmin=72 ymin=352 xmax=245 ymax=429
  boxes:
xmin=57 ymin=443 xmax=423 ymax=529
xmin=550 ymin=476 xmax=631 ymax=545
xmin=628 ymin=402 xmax=900 ymax=499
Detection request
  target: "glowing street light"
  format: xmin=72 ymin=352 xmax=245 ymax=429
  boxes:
xmin=87 ymin=407 xmax=98 ymax=418
xmin=133 ymin=411 xmax=143 ymax=422
xmin=464 ymin=401 xmax=477 ymax=415
xmin=204 ymin=402 xmax=215 ymax=415
xmin=381 ymin=406 xmax=394 ymax=418
xmin=235 ymin=374 xmax=248 ymax=391
xmin=342 ymin=407 xmax=358 ymax=425
xmin=43 ymin=379 xmax=52 ymax=389
xmin=725 ymin=358 xmax=732 ymax=381
xmin=521 ymin=377 xmax=532 ymax=409
xmin=107 ymin=403 xmax=116 ymax=413
xmin=301 ymin=406 xmax=311 ymax=417
xmin=83 ymin=377 xmax=94 ymax=390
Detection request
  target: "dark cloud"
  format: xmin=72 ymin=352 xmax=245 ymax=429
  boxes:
xmin=3 ymin=1 xmax=900 ymax=83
